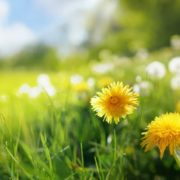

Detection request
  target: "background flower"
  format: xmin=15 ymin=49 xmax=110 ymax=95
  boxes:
xmin=146 ymin=61 xmax=166 ymax=79
xmin=171 ymin=74 xmax=180 ymax=90
xmin=169 ymin=57 xmax=180 ymax=74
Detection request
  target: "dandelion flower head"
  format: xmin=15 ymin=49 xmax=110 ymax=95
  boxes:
xmin=141 ymin=113 xmax=180 ymax=158
xmin=91 ymin=82 xmax=139 ymax=124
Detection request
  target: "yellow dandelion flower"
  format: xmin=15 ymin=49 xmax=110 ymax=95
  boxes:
xmin=141 ymin=113 xmax=180 ymax=159
xmin=90 ymin=82 xmax=139 ymax=124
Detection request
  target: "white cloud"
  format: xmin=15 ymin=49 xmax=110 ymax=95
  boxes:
xmin=0 ymin=0 xmax=9 ymax=23
xmin=35 ymin=0 xmax=101 ymax=46
xmin=36 ymin=0 xmax=99 ymax=17
xmin=0 ymin=23 xmax=37 ymax=56
xmin=0 ymin=1 xmax=37 ymax=57
xmin=35 ymin=0 xmax=117 ymax=53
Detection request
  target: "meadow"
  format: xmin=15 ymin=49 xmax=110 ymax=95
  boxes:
xmin=0 ymin=48 xmax=180 ymax=180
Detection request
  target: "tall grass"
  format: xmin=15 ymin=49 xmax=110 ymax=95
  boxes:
xmin=0 ymin=52 xmax=180 ymax=179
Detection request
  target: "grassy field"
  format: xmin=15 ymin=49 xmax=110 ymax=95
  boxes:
xmin=0 ymin=49 xmax=180 ymax=179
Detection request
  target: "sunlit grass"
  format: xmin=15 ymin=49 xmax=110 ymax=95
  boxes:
xmin=0 ymin=51 xmax=180 ymax=179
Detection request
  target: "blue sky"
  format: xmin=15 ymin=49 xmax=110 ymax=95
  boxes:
xmin=0 ymin=0 xmax=117 ymax=57
xmin=8 ymin=0 xmax=51 ymax=33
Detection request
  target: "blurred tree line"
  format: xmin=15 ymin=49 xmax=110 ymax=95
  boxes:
xmin=0 ymin=44 xmax=60 ymax=71
xmin=91 ymin=0 xmax=180 ymax=55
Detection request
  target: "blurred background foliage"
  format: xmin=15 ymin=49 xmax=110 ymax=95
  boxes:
xmin=0 ymin=44 xmax=60 ymax=70
xmin=0 ymin=0 xmax=180 ymax=70
xmin=91 ymin=0 xmax=180 ymax=55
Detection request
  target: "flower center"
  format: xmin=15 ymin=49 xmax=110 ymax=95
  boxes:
xmin=110 ymin=96 xmax=120 ymax=105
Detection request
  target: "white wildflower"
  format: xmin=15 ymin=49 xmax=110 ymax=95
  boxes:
xmin=107 ymin=135 xmax=112 ymax=145
xmin=42 ymin=85 xmax=56 ymax=97
xmin=37 ymin=74 xmax=56 ymax=97
xmin=37 ymin=74 xmax=51 ymax=87
xmin=146 ymin=61 xmax=166 ymax=79
xmin=171 ymin=75 xmax=180 ymax=90
xmin=70 ymin=74 xmax=83 ymax=85
xmin=169 ymin=57 xmax=180 ymax=74
xmin=87 ymin=78 xmax=95 ymax=88
xmin=133 ymin=81 xmax=152 ymax=95
xmin=28 ymin=87 xmax=42 ymax=98
xmin=92 ymin=63 xmax=114 ymax=74
xmin=17 ymin=83 xmax=31 ymax=95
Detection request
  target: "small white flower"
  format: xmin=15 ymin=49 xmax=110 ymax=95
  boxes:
xmin=17 ymin=75 xmax=56 ymax=98
xmin=146 ymin=61 xmax=166 ymax=79
xmin=37 ymin=74 xmax=51 ymax=87
xmin=92 ymin=63 xmax=114 ymax=74
xmin=28 ymin=87 xmax=42 ymax=98
xmin=107 ymin=135 xmax=112 ymax=145
xmin=133 ymin=84 xmax=141 ymax=94
xmin=169 ymin=57 xmax=180 ymax=74
xmin=133 ymin=81 xmax=152 ymax=95
xmin=42 ymin=85 xmax=56 ymax=97
xmin=70 ymin=74 xmax=83 ymax=85
xmin=17 ymin=83 xmax=31 ymax=95
xmin=87 ymin=78 xmax=95 ymax=88
xmin=37 ymin=74 xmax=56 ymax=97
xmin=171 ymin=75 xmax=180 ymax=90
